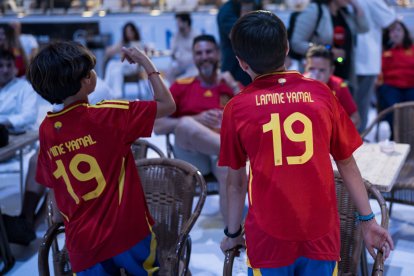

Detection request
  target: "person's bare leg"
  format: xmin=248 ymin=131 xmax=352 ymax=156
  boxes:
xmin=174 ymin=117 xmax=220 ymax=155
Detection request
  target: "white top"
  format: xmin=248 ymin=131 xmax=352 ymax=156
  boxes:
xmin=19 ymin=34 xmax=39 ymax=58
xmin=355 ymin=0 xmax=396 ymax=75
xmin=0 ymin=78 xmax=38 ymax=131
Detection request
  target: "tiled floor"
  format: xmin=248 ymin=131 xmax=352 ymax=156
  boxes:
xmin=2 ymin=106 xmax=414 ymax=275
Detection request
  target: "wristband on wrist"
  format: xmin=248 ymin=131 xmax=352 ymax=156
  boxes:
xmin=355 ymin=212 xmax=375 ymax=222
xmin=147 ymin=71 xmax=161 ymax=77
xmin=224 ymin=225 xmax=242 ymax=238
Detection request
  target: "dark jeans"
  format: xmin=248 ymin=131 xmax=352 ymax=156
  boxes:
xmin=377 ymin=84 xmax=414 ymax=139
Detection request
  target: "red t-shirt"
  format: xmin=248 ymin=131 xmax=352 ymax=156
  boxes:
xmin=382 ymin=45 xmax=414 ymax=89
xmin=36 ymin=100 xmax=157 ymax=272
xmin=219 ymin=71 xmax=362 ymax=268
xmin=170 ymin=76 xmax=234 ymax=117
xmin=327 ymin=75 xmax=357 ymax=116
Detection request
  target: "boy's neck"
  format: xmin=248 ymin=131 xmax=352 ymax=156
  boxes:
xmin=63 ymin=93 xmax=89 ymax=107
xmin=251 ymin=65 xmax=286 ymax=80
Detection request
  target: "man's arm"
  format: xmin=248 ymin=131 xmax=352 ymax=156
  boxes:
xmin=5 ymin=81 xmax=38 ymax=130
xmin=122 ymin=46 xmax=176 ymax=118
xmin=336 ymin=156 xmax=394 ymax=259
xmin=220 ymin=167 xmax=247 ymax=251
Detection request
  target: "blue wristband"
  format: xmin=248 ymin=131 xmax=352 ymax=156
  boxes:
xmin=355 ymin=212 xmax=375 ymax=222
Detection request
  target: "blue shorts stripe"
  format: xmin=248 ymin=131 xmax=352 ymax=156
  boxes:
xmin=77 ymin=233 xmax=159 ymax=276
xmin=248 ymin=257 xmax=337 ymax=276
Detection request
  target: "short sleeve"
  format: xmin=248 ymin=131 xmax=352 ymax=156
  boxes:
xmin=124 ymin=101 xmax=157 ymax=143
xmin=330 ymin=96 xmax=362 ymax=161
xmin=35 ymin=133 xmax=54 ymax=188
xmin=218 ymin=100 xmax=247 ymax=169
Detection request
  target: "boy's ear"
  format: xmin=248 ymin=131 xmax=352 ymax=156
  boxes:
xmin=236 ymin=56 xmax=249 ymax=72
xmin=81 ymin=75 xmax=91 ymax=85
xmin=286 ymin=41 xmax=290 ymax=57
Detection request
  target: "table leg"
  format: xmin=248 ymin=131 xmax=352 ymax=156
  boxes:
xmin=19 ymin=149 xmax=24 ymax=209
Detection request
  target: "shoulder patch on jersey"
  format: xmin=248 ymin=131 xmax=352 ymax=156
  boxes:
xmin=340 ymin=82 xmax=348 ymax=88
xmin=176 ymin=77 xmax=195 ymax=84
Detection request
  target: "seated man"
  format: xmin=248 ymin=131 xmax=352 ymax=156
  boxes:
xmin=154 ymin=34 xmax=241 ymax=222
xmin=304 ymin=45 xmax=361 ymax=128
xmin=0 ymin=49 xmax=37 ymax=133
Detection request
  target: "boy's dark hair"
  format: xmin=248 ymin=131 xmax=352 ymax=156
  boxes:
xmin=192 ymin=34 xmax=218 ymax=48
xmin=175 ymin=12 xmax=192 ymax=27
xmin=230 ymin=10 xmax=287 ymax=74
xmin=0 ymin=49 xmax=15 ymax=62
xmin=306 ymin=45 xmax=335 ymax=66
xmin=27 ymin=41 xmax=96 ymax=104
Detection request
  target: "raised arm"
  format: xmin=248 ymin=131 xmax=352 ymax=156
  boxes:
xmin=121 ymin=46 xmax=176 ymax=118
xmin=335 ymin=156 xmax=394 ymax=260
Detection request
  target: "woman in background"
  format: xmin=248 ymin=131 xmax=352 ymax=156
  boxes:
xmin=104 ymin=22 xmax=143 ymax=98
xmin=289 ymin=0 xmax=368 ymax=92
xmin=377 ymin=20 xmax=414 ymax=139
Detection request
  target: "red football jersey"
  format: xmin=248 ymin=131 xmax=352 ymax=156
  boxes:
xmin=327 ymin=75 xmax=357 ymax=116
xmin=382 ymin=45 xmax=414 ymax=89
xmin=219 ymin=71 xmax=362 ymax=268
xmin=36 ymin=100 xmax=157 ymax=272
xmin=170 ymin=76 xmax=234 ymax=117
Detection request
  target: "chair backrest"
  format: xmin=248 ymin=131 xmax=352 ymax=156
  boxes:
xmin=223 ymin=173 xmax=388 ymax=276
xmin=131 ymin=139 xmax=165 ymax=160
xmin=136 ymin=158 xmax=207 ymax=275
xmin=392 ymin=102 xmax=414 ymax=160
xmin=362 ymin=101 xmax=414 ymax=160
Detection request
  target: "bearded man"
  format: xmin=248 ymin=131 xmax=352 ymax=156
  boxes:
xmin=154 ymin=34 xmax=241 ymax=222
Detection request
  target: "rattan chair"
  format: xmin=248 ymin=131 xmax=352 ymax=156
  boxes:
xmin=131 ymin=138 xmax=165 ymax=160
xmin=361 ymin=101 xmax=414 ymax=214
xmin=165 ymin=133 xmax=220 ymax=195
xmin=136 ymin=158 xmax=207 ymax=275
xmin=38 ymin=139 xmax=166 ymax=276
xmin=223 ymin=173 xmax=389 ymax=276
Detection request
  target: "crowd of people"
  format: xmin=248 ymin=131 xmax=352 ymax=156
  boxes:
xmin=0 ymin=0 xmax=413 ymax=274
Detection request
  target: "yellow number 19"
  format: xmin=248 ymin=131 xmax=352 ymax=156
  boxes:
xmin=262 ymin=112 xmax=314 ymax=166
xmin=53 ymin=153 xmax=107 ymax=204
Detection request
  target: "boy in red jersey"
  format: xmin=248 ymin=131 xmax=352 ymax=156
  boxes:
xmin=27 ymin=41 xmax=175 ymax=275
xmin=219 ymin=11 xmax=393 ymax=275
xmin=304 ymin=45 xmax=360 ymax=128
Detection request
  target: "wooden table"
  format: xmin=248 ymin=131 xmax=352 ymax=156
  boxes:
xmin=0 ymin=131 xmax=39 ymax=204
xmin=333 ymin=142 xmax=411 ymax=192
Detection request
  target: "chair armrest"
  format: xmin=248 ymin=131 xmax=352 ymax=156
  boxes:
xmin=365 ymin=182 xmax=389 ymax=276
xmin=223 ymin=245 xmax=244 ymax=276
xmin=38 ymin=222 xmax=64 ymax=276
